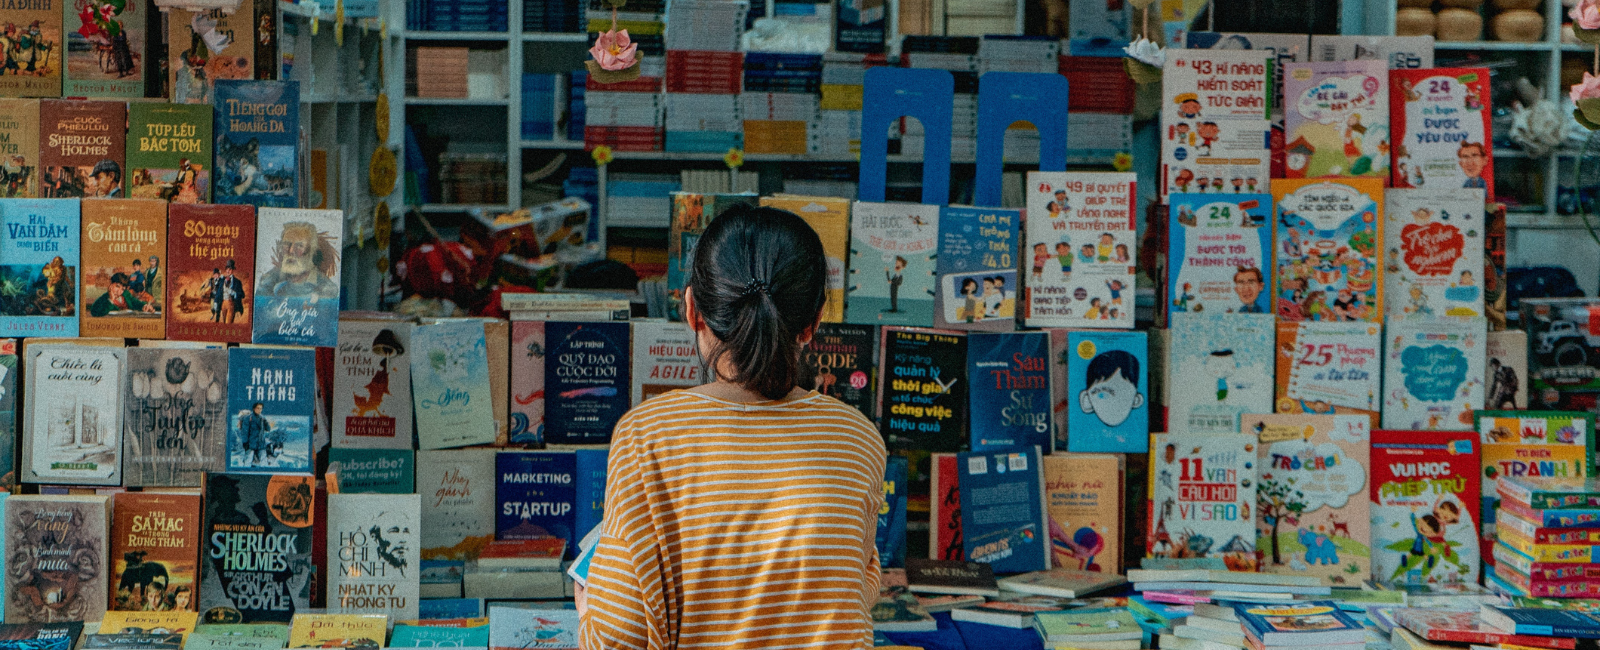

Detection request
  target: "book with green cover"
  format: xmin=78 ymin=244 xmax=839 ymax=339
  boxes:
xmin=189 ymin=625 xmax=288 ymax=648
xmin=1035 ymin=608 xmax=1143 ymax=642
xmin=127 ymin=104 xmax=213 ymax=204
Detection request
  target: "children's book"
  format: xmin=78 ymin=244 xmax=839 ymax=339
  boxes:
xmin=285 ymin=614 xmax=386 ymax=648
xmin=929 ymin=453 xmax=962 ymax=561
xmin=411 ymin=319 xmax=496 ymax=449
xmin=418 ymin=448 xmax=496 ymax=561
xmin=1522 ymin=298 xmax=1600 ymax=410
xmin=1282 ymin=60 xmax=1390 ymax=181
xmin=328 ymin=448 xmax=413 ymax=493
xmin=0 ymin=100 xmax=41 ymax=198
xmin=166 ymin=204 xmax=255 ymax=343
xmin=1023 ymin=171 xmax=1138 ymax=329
xmin=250 ymin=207 xmax=339 ymax=347
xmin=877 ymin=327 xmax=967 ymax=452
xmin=1382 ymin=318 xmax=1487 ymax=431
xmin=0 ymin=199 xmax=78 ymax=336
xmin=1498 ymin=475 xmax=1600 ymax=510
xmin=1185 ymin=33 xmax=1308 ymax=179
xmin=664 ymin=193 xmax=756 ymax=321
xmin=759 ymin=195 xmax=850 ymax=323
xmin=846 ymin=201 xmax=940 ymax=326
xmin=935 ymin=205 xmax=1020 ymax=331
xmin=801 ymin=323 xmax=876 ymax=419
xmin=388 ymin=623 xmax=488 ymax=647
xmin=872 ymin=586 xmax=938 ymax=632
xmin=486 ymin=607 xmax=578 ymax=650
xmin=543 ymin=321 xmax=630 ymax=446
xmin=1146 ymin=433 xmax=1259 ymax=571
xmin=0 ymin=9 xmax=60 ymax=97
xmin=1271 ymin=177 xmax=1385 ymax=322
xmin=1042 ymin=453 xmax=1123 ymax=574
xmin=1234 ymin=601 xmax=1365 ymax=645
xmin=494 ymin=451 xmax=577 ymax=556
xmin=1036 ymin=609 xmax=1144 ymax=643
xmin=1393 ymin=608 xmax=1575 ymax=648
xmin=167 ymin=3 xmax=255 ymax=104
xmin=1384 ymin=188 xmax=1486 ymax=321
xmin=110 ymin=493 xmax=201 ymax=611
xmin=1166 ymin=193 xmax=1273 ymax=316
xmin=1244 ymin=413 xmax=1372 ymax=581
xmin=1370 ymin=430 xmax=1481 ymax=585
xmin=127 ymin=104 xmax=212 ymax=204
xmin=959 ymin=447 xmax=1049 ymax=574
xmin=39 ymin=100 xmax=125 ymax=199
xmin=879 ymin=455 xmax=908 ymax=569
xmin=508 ymin=320 xmax=544 ymax=445
xmin=1480 ymin=605 xmax=1600 ymax=640
xmin=333 ymin=316 xmax=413 ymax=449
xmin=1390 ymin=68 xmax=1494 ymax=196
xmin=629 ymin=319 xmax=702 ymax=405
xmin=1486 ymin=330 xmax=1528 ymax=411
xmin=213 ymin=80 xmax=299 ymax=208
xmin=1478 ymin=411 xmax=1593 ymax=567
xmin=199 ymin=474 xmax=314 ymax=623
xmin=967 ymin=332 xmax=1050 ymax=452
xmin=1168 ymin=313 xmax=1275 ymax=435
xmin=22 ymin=344 xmax=124 ymax=485
xmin=0 ymin=340 xmax=14 ymax=489
xmin=326 ymin=494 xmax=421 ymax=620
xmin=3 ymin=496 xmax=110 ymax=623
xmin=1307 ymin=35 xmax=1434 ymax=67
xmin=1275 ymin=321 xmax=1382 ymax=426
xmin=1065 ymin=330 xmax=1148 ymax=453
xmin=80 ymin=199 xmax=167 ymax=339
xmin=1159 ymin=50 xmax=1273 ymax=201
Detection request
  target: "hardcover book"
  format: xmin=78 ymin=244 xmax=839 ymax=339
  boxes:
xmin=63 ymin=0 xmax=143 ymax=97
xmin=328 ymin=448 xmax=413 ymax=494
xmin=1042 ymin=453 xmax=1123 ymax=574
xmin=213 ymin=80 xmax=299 ymax=208
xmin=0 ymin=199 xmax=78 ymax=336
xmin=285 ymin=614 xmax=386 ymax=648
xmin=0 ymin=8 xmax=61 ymax=97
xmin=167 ymin=3 xmax=256 ymax=104
xmin=411 ymin=319 xmax=495 ymax=449
xmin=199 ymin=473 xmax=315 ymax=623
xmin=1383 ymin=188 xmax=1486 ymax=320
xmin=1244 ymin=413 xmax=1372 ymax=581
xmin=326 ymin=493 xmax=421 ymax=621
xmin=1147 ymin=433 xmax=1258 ymax=571
xmin=332 ymin=317 xmax=413 ymax=449
xmin=1168 ymin=313 xmax=1275 ymax=435
xmin=1390 ymin=68 xmax=1494 ymax=196
xmin=250 ymin=208 xmax=340 ymax=347
xmin=879 ymin=455 xmax=908 ymax=569
xmin=225 ymin=346 xmax=315 ymax=474
xmin=417 ymin=448 xmax=496 ymax=561
xmin=0 ymin=340 xmax=16 ymax=489
xmin=110 ymin=493 xmax=200 ymax=611
xmin=967 ymin=331 xmax=1050 ymax=452
xmin=959 ymin=447 xmax=1050 ymax=574
xmin=846 ymin=201 xmax=939 ymax=326
xmin=801 ymin=323 xmax=876 ymax=419
xmin=80 ymin=198 xmax=167 ymax=339
xmin=1274 ymin=321 xmax=1382 ymax=425
xmin=1159 ymin=49 xmax=1273 ymax=201
xmin=1479 ymin=411 xmax=1593 ymax=568
xmin=40 ymin=100 xmax=125 ymax=199
xmin=929 ymin=453 xmax=962 ymax=561
xmin=1166 ymin=193 xmax=1273 ymax=316
xmin=127 ymin=103 xmax=212 ymax=204
xmin=1065 ymin=330 xmax=1148 ymax=453
xmin=1381 ymin=318 xmax=1487 ymax=431
xmin=21 ymin=344 xmax=124 ymax=485
xmin=0 ymin=100 xmax=41 ymax=198
xmin=494 ymin=451 xmax=577 ymax=556
xmin=124 ymin=347 xmax=228 ymax=487
xmin=629 ymin=319 xmax=702 ymax=405
xmin=1282 ymin=60 xmax=1390 ymax=180
xmin=574 ymin=448 xmax=607 ymax=542
xmin=759 ymin=195 xmax=850 ymax=323
xmin=166 ymin=204 xmax=255 ymax=343
xmin=1023 ymin=171 xmax=1138 ymax=329
xmin=542 ymin=321 xmax=630 ymax=446
xmin=934 ymin=205 xmax=1019 ymax=331
xmin=1486 ymin=330 xmax=1528 ymax=410
xmin=3 ymin=496 xmax=111 ymax=623
xmin=486 ymin=607 xmax=577 ymax=650
xmin=1271 ymin=177 xmax=1385 ymax=322
xmin=878 ymin=327 xmax=966 ymax=453
xmin=508 ymin=320 xmax=544 ymax=445
xmin=1370 ymin=430 xmax=1480 ymax=585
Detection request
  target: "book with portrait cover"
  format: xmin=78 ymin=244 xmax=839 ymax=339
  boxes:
xmin=0 ymin=199 xmax=78 ymax=336
xmin=1274 ymin=321 xmax=1382 ymax=426
xmin=199 ymin=473 xmax=315 ymax=623
xmin=1370 ymin=430 xmax=1480 ymax=585
xmin=40 ymin=100 xmax=125 ymax=199
xmin=759 ymin=195 xmax=850 ymax=323
xmin=846 ymin=201 xmax=939 ymax=327
xmin=1391 ymin=68 xmax=1494 ymax=197
xmin=800 ymin=323 xmax=876 ymax=420
xmin=326 ymin=493 xmax=421 ymax=621
xmin=877 ymin=327 xmax=967 ymax=453
xmin=1166 ymin=193 xmax=1273 ymax=317
xmin=225 ymin=346 xmax=315 ymax=474
xmin=212 ymin=80 xmax=298 ymax=209
xmin=124 ymin=346 xmax=228 ymax=487
xmin=3 ymin=495 xmax=111 ymax=623
xmin=967 ymin=331 xmax=1050 ymax=452
xmin=508 ymin=320 xmax=543 ymax=445
xmin=1270 ymin=178 xmax=1385 ymax=322
xmin=1382 ymin=318 xmax=1487 ymax=431
xmin=1486 ymin=330 xmax=1527 ymax=411
xmin=1245 ymin=413 xmax=1372 ymax=582
xmin=417 ymin=448 xmax=496 ymax=561
xmin=0 ymin=99 xmax=41 ymax=198
xmin=63 ymin=0 xmax=145 ymax=98
xmin=1147 ymin=433 xmax=1258 ymax=571
xmin=0 ymin=8 xmax=62 ymax=97
xmin=110 ymin=492 xmax=201 ymax=612
xmin=1024 ymin=172 xmax=1138 ymax=329
xmin=1065 ymin=330 xmax=1148 ymax=453
xmin=1384 ymin=188 xmax=1486 ymax=321
xmin=1168 ymin=312 xmax=1275 ymax=435
xmin=935 ymin=206 xmax=1019 ymax=331
xmin=251 ymin=208 xmax=340 ymax=347
xmin=332 ymin=316 xmax=413 ymax=449
xmin=21 ymin=343 xmax=124 ymax=485
xmin=80 ymin=198 xmax=167 ymax=339
xmin=1043 ymin=453 xmax=1123 ymax=574
xmin=166 ymin=204 xmax=255 ymax=343
xmin=411 ymin=319 xmax=495 ymax=450
xmin=127 ymin=103 xmax=212 ymax=204
xmin=629 ymin=319 xmax=701 ymax=405
xmin=494 ymin=451 xmax=577 ymax=557
xmin=543 ymin=321 xmax=630 ymax=446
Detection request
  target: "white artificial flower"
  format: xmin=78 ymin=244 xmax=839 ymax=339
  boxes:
xmin=1124 ymin=37 xmax=1165 ymax=68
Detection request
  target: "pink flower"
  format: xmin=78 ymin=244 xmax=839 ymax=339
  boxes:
xmin=1572 ymin=0 xmax=1600 ymax=30
xmin=589 ymin=29 xmax=638 ymax=72
xmin=1572 ymin=71 xmax=1600 ymax=104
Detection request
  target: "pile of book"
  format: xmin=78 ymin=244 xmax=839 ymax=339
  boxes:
xmin=662 ymin=0 xmax=747 ymax=52
xmin=812 ymin=53 xmax=883 ymax=158
xmin=879 ymin=560 xmax=1129 ymax=636
xmin=899 ymin=37 xmax=980 ymax=161
xmin=521 ymin=74 xmax=559 ymax=140
xmin=663 ymin=44 xmax=744 ymax=154
xmin=1490 ymin=476 xmax=1600 ymax=598
xmin=740 ymin=91 xmax=817 ymax=154
xmin=523 ymin=0 xmax=583 ymax=32
xmin=1388 ymin=607 xmax=1579 ymax=650
xmin=463 ymin=538 xmax=570 ymax=599
xmin=1129 ymin=567 xmax=1333 ymax=606
xmin=411 ymin=47 xmax=469 ymax=99
xmin=409 ymin=0 xmax=508 ymax=32
xmin=744 ymin=53 xmax=823 ymax=94
xmin=585 ymin=84 xmax=666 ymax=151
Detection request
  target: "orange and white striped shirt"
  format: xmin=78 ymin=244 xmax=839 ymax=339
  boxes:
xmin=578 ymin=390 xmax=888 ymax=650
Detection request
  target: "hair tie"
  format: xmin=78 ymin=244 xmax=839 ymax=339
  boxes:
xmin=740 ymin=278 xmax=770 ymax=298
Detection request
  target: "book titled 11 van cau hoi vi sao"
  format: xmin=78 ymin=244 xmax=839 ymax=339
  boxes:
xmin=1147 ymin=433 xmax=1258 ymax=571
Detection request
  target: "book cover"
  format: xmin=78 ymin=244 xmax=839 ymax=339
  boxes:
xmin=63 ymin=0 xmax=143 ymax=97
xmin=871 ymin=586 xmax=936 ymax=632
xmin=904 ymin=558 xmax=997 ymax=596
xmin=1282 ymin=60 xmax=1390 ymax=181
xmin=542 ymin=321 xmax=630 ymax=446
xmin=127 ymin=104 xmax=211 ymax=204
xmin=801 ymin=323 xmax=876 ymax=419
xmin=1042 ymin=453 xmax=1123 ymax=574
xmin=110 ymin=493 xmax=200 ymax=612
xmin=332 ymin=318 xmax=413 ymax=449
xmin=1370 ymin=430 xmax=1480 ymax=585
xmin=1036 ymin=608 xmax=1143 ymax=641
xmin=573 ymin=448 xmax=607 ymax=542
xmin=39 ymin=100 xmax=125 ymax=199
xmin=1486 ymin=330 xmax=1527 ymax=410
xmin=664 ymin=193 xmax=756 ymax=321
xmin=967 ymin=331 xmax=1050 ymax=452
xmin=1382 ymin=318 xmax=1487 ymax=431
xmin=1244 ymin=413 xmax=1372 ymax=582
xmin=1478 ymin=411 xmax=1590 ymax=568
xmin=250 ymin=208 xmax=339 ymax=347
xmin=21 ymin=344 xmax=123 ymax=485
xmin=1393 ymin=608 xmax=1575 ymax=648
xmin=846 ymin=201 xmax=939 ymax=327
xmin=166 ymin=204 xmax=255 ymax=343
xmin=629 ymin=319 xmax=701 ymax=405
xmin=98 ymin=610 xmax=198 ymax=635
xmin=1481 ymin=605 xmax=1600 ymax=639
xmin=486 ymin=607 xmax=577 ymax=650
xmin=326 ymin=494 xmax=420 ymax=621
xmin=199 ymin=473 xmax=314 ymax=623
xmin=1498 ymin=475 xmax=1600 ymax=510
xmin=929 ymin=452 xmax=962 ymax=561
xmin=1235 ymin=602 xmax=1365 ymax=645
xmin=934 ymin=205 xmax=1019 ymax=331
xmin=1159 ymin=49 xmax=1273 ymax=201
xmin=494 ymin=451 xmax=577 ymax=557
xmin=959 ymin=447 xmax=1049 ymax=574
xmin=0 ymin=199 xmax=78 ymax=336
xmin=1184 ymin=33 xmax=1307 ymax=179
xmin=285 ymin=614 xmax=386 ymax=648
xmin=759 ymin=195 xmax=850 ymax=323
xmin=508 ymin=320 xmax=544 ymax=445
xmin=124 ymin=342 xmax=227 ymax=488
xmin=1271 ymin=177 xmax=1384 ymax=322
xmin=1274 ymin=321 xmax=1382 ymax=425
xmin=1023 ymin=172 xmax=1138 ymax=329
xmin=166 ymin=3 xmax=254 ymax=104
xmin=418 ymin=448 xmax=496 ymax=562
xmin=0 ymin=340 xmax=16 ymax=489
xmin=388 ymin=623 xmax=488 ymax=647
xmin=1168 ymin=313 xmax=1275 ymax=435
xmin=80 ymin=198 xmax=167 ymax=338
xmin=410 ymin=319 xmax=494 ymax=449
xmin=0 ymin=100 xmax=41 ymax=198
xmin=1390 ymin=68 xmax=1494 ymax=196
xmin=878 ymin=455 xmax=907 ymax=569
xmin=1147 ymin=433 xmax=1258 ymax=571
xmin=328 ymin=448 xmax=413 ymax=494
xmin=1166 ymin=193 xmax=1273 ymax=316
xmin=1047 ymin=329 xmax=1071 ymax=451
xmin=1065 ymin=330 xmax=1148 ymax=453
xmin=213 ymin=80 xmax=298 ymax=208
xmin=0 ymin=8 xmax=61 ymax=97
xmin=478 ymin=318 xmax=510 ymax=445
xmin=225 ymin=346 xmax=314 ymax=473
xmin=190 ymin=623 xmax=288 ymax=644
xmin=5 ymin=496 xmax=110 ymax=624
xmin=878 ymin=327 xmax=966 ymax=453
xmin=1383 ymin=188 xmax=1486 ymax=321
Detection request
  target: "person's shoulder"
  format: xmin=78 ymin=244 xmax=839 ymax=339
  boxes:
xmin=800 ymin=395 xmax=883 ymax=442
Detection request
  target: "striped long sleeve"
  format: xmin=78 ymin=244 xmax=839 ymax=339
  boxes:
xmin=578 ymin=391 xmax=888 ymax=650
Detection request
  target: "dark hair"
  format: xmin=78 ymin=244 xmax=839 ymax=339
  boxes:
xmin=961 ymin=278 xmax=978 ymax=294
xmin=1086 ymin=350 xmax=1140 ymax=388
xmin=992 ymin=276 xmax=1005 ymax=288
xmin=109 ymin=272 xmax=129 ymax=286
xmin=689 ymin=205 xmax=827 ymax=400
xmin=92 ymin=159 xmax=121 ymax=182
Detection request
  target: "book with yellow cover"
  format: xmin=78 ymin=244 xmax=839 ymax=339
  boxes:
xmin=286 ymin=614 xmax=387 ymax=648
xmin=759 ymin=195 xmax=850 ymax=323
xmin=100 ymin=611 xmax=200 ymax=639
xmin=79 ymin=199 xmax=168 ymax=339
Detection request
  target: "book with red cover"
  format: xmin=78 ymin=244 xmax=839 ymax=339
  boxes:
xmin=79 ymin=199 xmax=167 ymax=339
xmin=1392 ymin=608 xmax=1575 ymax=648
xmin=1389 ymin=68 xmax=1494 ymax=198
xmin=928 ymin=452 xmax=962 ymax=561
xmin=110 ymin=492 xmax=201 ymax=611
xmin=476 ymin=538 xmax=567 ymax=569
xmin=165 ymin=204 xmax=256 ymax=343
xmin=1370 ymin=430 xmax=1481 ymax=585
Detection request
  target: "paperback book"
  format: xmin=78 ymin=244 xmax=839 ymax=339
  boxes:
xmin=1042 ymin=453 xmax=1123 ymax=573
xmin=508 ymin=320 xmax=544 ymax=445
xmin=664 ymin=193 xmax=756 ymax=320
xmin=79 ymin=198 xmax=167 ymax=339
xmin=846 ymin=201 xmax=939 ymax=326
xmin=486 ymin=607 xmax=577 ymax=650
xmin=127 ymin=103 xmax=212 ymax=204
xmin=967 ymin=332 xmax=1050 ymax=452
xmin=929 ymin=453 xmax=962 ymax=561
xmin=332 ymin=317 xmax=413 ymax=449
xmin=198 ymin=473 xmax=315 ymax=623
xmin=1282 ymin=60 xmax=1391 ymax=180
xmin=225 ymin=346 xmax=314 ymax=474
xmin=250 ymin=208 xmax=340 ymax=347
xmin=39 ymin=100 xmax=125 ymax=199
xmin=1245 ymin=413 xmax=1372 ymax=582
xmin=1381 ymin=318 xmax=1487 ymax=431
xmin=1486 ymin=330 xmax=1528 ymax=410
xmin=98 ymin=610 xmax=198 ymax=634
xmin=494 ymin=451 xmax=577 ymax=555
xmin=0 ymin=9 xmax=61 ymax=97
xmin=167 ymin=4 xmax=255 ymax=104
xmin=543 ymin=321 xmax=630 ymax=446
xmin=284 ymin=614 xmax=386 ymax=648
xmin=1147 ymin=433 xmax=1258 ymax=571
xmin=328 ymin=448 xmax=412 ymax=494
xmin=1370 ymin=430 xmax=1481 ymax=585
xmin=0 ymin=340 xmax=14 ymax=488
xmin=879 ymin=455 xmax=908 ymax=569
xmin=3 ymin=496 xmax=111 ymax=623
xmin=417 ymin=448 xmax=496 ymax=561
xmin=1274 ymin=321 xmax=1382 ymax=425
xmin=1390 ymin=67 xmax=1494 ymax=196
xmin=904 ymin=558 xmax=998 ymax=597
xmin=1167 ymin=313 xmax=1275 ymax=435
xmin=326 ymin=493 xmax=421 ymax=621
xmin=166 ymin=204 xmax=255 ymax=343
xmin=411 ymin=319 xmax=495 ymax=449
xmin=574 ymin=448 xmax=607 ymax=546
xmin=878 ymin=327 xmax=967 ymax=452
xmin=934 ymin=205 xmax=1020 ymax=331
xmin=959 ymin=447 xmax=1049 ymax=573
xmin=0 ymin=199 xmax=78 ymax=336
xmin=801 ymin=323 xmax=876 ymax=419
xmin=759 ymin=195 xmax=850 ymax=322
xmin=21 ymin=344 xmax=124 ymax=485
xmin=110 ymin=493 xmax=201 ymax=612
xmin=1392 ymin=608 xmax=1575 ymax=648
xmin=123 ymin=346 xmax=228 ymax=487
xmin=1271 ymin=177 xmax=1385 ymax=322
xmin=1065 ymin=330 xmax=1148 ymax=453
xmin=0 ymin=100 xmax=40 ymax=198
xmin=1383 ymin=188 xmax=1487 ymax=320
xmin=1235 ymin=601 xmax=1365 ymax=645
xmin=629 ymin=319 xmax=701 ymax=404
xmin=1023 ymin=171 xmax=1138 ymax=329
xmin=213 ymin=80 xmax=299 ymax=208
xmin=1159 ymin=49 xmax=1273 ymax=201
xmin=1166 ymin=193 xmax=1273 ymax=316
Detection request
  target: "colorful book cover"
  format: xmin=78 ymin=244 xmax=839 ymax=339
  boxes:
xmin=0 ymin=8 xmax=61 ymax=97
xmin=1486 ymin=330 xmax=1528 ymax=410
xmin=3 ymin=495 xmax=111 ymax=623
xmin=846 ymin=201 xmax=939 ymax=327
xmin=328 ymin=448 xmax=413 ymax=494
xmin=285 ymin=614 xmax=386 ymax=648
xmin=63 ymin=0 xmax=143 ymax=97
xmin=1235 ymin=602 xmax=1365 ymax=645
xmin=486 ymin=607 xmax=577 ymax=650
xmin=99 ymin=611 xmax=199 ymax=636
xmin=166 ymin=4 xmax=255 ymax=104
xmin=410 ymin=319 xmax=495 ymax=449
xmin=0 ymin=340 xmax=15 ymax=489
xmin=1390 ymin=68 xmax=1493 ymax=196
xmin=1159 ymin=49 xmax=1273 ymax=200
xmin=1166 ymin=193 xmax=1273 ymax=316
xmin=1382 ymin=318 xmax=1487 ymax=431
xmin=199 ymin=474 xmax=314 ymax=623
xmin=1023 ymin=172 xmax=1138 ymax=329
xmin=1184 ymin=33 xmax=1308 ymax=178
xmin=494 ymin=452 xmax=577 ymax=557
xmin=802 ymin=322 xmax=876 ymax=420
xmin=1370 ymin=430 xmax=1480 ymax=585
xmin=388 ymin=624 xmax=487 ymax=647
xmin=573 ymin=448 xmax=607 ymax=541
xmin=1168 ymin=313 xmax=1275 ymax=435
xmin=251 ymin=208 xmax=340 ymax=347
xmin=929 ymin=452 xmax=962 ymax=561
xmin=1146 ymin=433 xmax=1258 ymax=571
xmin=878 ymin=327 xmax=966 ymax=453
xmin=1282 ymin=60 xmax=1390 ymax=181
xmin=213 ymin=80 xmax=298 ymax=208
xmin=508 ymin=320 xmax=544 ymax=445
xmin=664 ymin=193 xmax=756 ymax=321
xmin=759 ymin=195 xmax=850 ymax=323
xmin=80 ymin=198 xmax=167 ymax=338
xmin=21 ymin=344 xmax=123 ymax=485
xmin=190 ymin=623 xmax=289 ymax=643
xmin=1043 ymin=453 xmax=1123 ymax=574
xmin=878 ymin=455 xmax=908 ymax=569
xmin=1384 ymin=188 xmax=1485 ymax=321
xmin=110 ymin=493 xmax=200 ymax=612
xmin=39 ymin=100 xmax=125 ymax=199
xmin=0 ymin=99 xmax=41 ymax=198
xmin=127 ymin=103 xmax=212 ymax=204
xmin=935 ymin=205 xmax=1019 ymax=331
xmin=967 ymin=331 xmax=1050 ymax=452
xmin=1048 ymin=329 xmax=1071 ymax=451
xmin=124 ymin=346 xmax=228 ymax=487
xmin=1477 ymin=411 xmax=1590 ymax=568
xmin=225 ymin=346 xmax=315 ymax=474
xmin=1393 ymin=608 xmax=1573 ymax=647
xmin=629 ymin=319 xmax=701 ymax=405
xmin=1274 ymin=321 xmax=1382 ymax=425
xmin=326 ymin=494 xmax=421 ymax=621
xmin=543 ymin=321 xmax=630 ymax=446
xmin=332 ymin=318 xmax=413 ymax=449
xmin=1245 ymin=413 xmax=1372 ymax=582
xmin=959 ymin=447 xmax=1050 ymax=574
xmin=1271 ymin=177 xmax=1384 ymax=322
xmin=1065 ymin=330 xmax=1148 ymax=453
xmin=166 ymin=203 xmax=255 ymax=343
xmin=0 ymin=198 xmax=77 ymax=336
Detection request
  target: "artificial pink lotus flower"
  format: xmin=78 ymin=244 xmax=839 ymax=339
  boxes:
xmin=1573 ymin=0 xmax=1600 ymax=31
xmin=1573 ymin=71 xmax=1600 ymax=104
xmin=589 ymin=29 xmax=638 ymax=72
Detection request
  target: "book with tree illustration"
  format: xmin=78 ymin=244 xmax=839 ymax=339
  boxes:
xmin=1245 ymin=413 xmax=1371 ymax=584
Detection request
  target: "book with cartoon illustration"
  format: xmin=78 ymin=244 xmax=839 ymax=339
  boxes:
xmin=1244 ymin=413 xmax=1372 ymax=583
xmin=326 ymin=494 xmax=421 ymax=621
xmin=199 ymin=474 xmax=314 ymax=623
xmin=1275 ymin=321 xmax=1382 ymax=427
xmin=0 ymin=199 xmax=78 ymax=337
xmin=1166 ymin=193 xmax=1273 ymax=317
xmin=1384 ymin=188 xmax=1486 ymax=321
xmin=1382 ymin=318 xmax=1486 ymax=431
xmin=846 ymin=201 xmax=939 ymax=327
xmin=967 ymin=331 xmax=1050 ymax=452
xmin=487 ymin=607 xmax=577 ymax=650
xmin=1160 ymin=49 xmax=1273 ymax=201
xmin=1370 ymin=430 xmax=1480 ymax=585
xmin=110 ymin=493 xmax=200 ymax=612
xmin=935 ymin=205 xmax=1020 ymax=331
xmin=167 ymin=3 xmax=256 ymax=104
xmin=0 ymin=7 xmax=62 ymax=97
xmin=1476 ymin=411 xmax=1591 ymax=569
xmin=800 ymin=323 xmax=876 ymax=420
xmin=124 ymin=346 xmax=228 ymax=487
xmin=0 ymin=100 xmax=41 ymax=198
xmin=664 ymin=193 xmax=757 ymax=321
xmin=1390 ymin=68 xmax=1494 ymax=197
xmin=332 ymin=316 xmax=413 ymax=450
xmin=411 ymin=319 xmax=496 ymax=449
xmin=127 ymin=103 xmax=213 ymax=204
xmin=166 ymin=204 xmax=255 ymax=343
xmin=224 ymin=346 xmax=314 ymax=474
xmin=1043 ymin=453 xmax=1123 ymax=574
xmin=1169 ymin=313 xmax=1275 ymax=435
xmin=1270 ymin=178 xmax=1385 ymax=322
xmin=1282 ymin=60 xmax=1390 ymax=181
xmin=40 ymin=100 xmax=126 ymax=200
xmin=878 ymin=327 xmax=967 ymax=453
xmin=1146 ymin=433 xmax=1258 ymax=571
xmin=21 ymin=343 xmax=124 ymax=485
xmin=63 ymin=0 xmax=146 ymax=97
xmin=250 ymin=207 xmax=339 ymax=347
xmin=1023 ymin=172 xmax=1137 ymax=329
xmin=508 ymin=320 xmax=544 ymax=446
xmin=3 ymin=495 xmax=111 ymax=623
xmin=543 ymin=321 xmax=629 ymax=446
xmin=80 ymin=199 xmax=167 ymax=339
xmin=759 ymin=195 xmax=850 ymax=323
xmin=1065 ymin=330 xmax=1148 ymax=453
xmin=285 ymin=614 xmax=386 ymax=649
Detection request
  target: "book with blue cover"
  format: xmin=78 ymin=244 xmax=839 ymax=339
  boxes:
xmin=225 ymin=346 xmax=315 ymax=474
xmin=389 ymin=623 xmax=489 ymax=647
xmin=574 ymin=448 xmax=608 ymax=543
xmin=0 ymin=199 xmax=79 ymax=337
xmin=328 ymin=448 xmax=414 ymax=494
xmin=495 ymin=451 xmax=577 ymax=558
xmin=967 ymin=331 xmax=1051 ymax=452
xmin=1233 ymin=601 xmax=1364 ymax=645
xmin=959 ymin=446 xmax=1049 ymax=574
xmin=935 ymin=206 xmax=1020 ymax=331
xmin=212 ymin=81 xmax=300 ymax=208
xmin=879 ymin=455 xmax=908 ymax=568
xmin=1167 ymin=193 xmax=1273 ymax=316
xmin=1065 ymin=330 xmax=1148 ymax=453
xmin=251 ymin=208 xmax=342 ymax=347
xmin=418 ymin=599 xmax=483 ymax=619
xmin=544 ymin=321 xmax=631 ymax=446
xmin=1480 ymin=604 xmax=1600 ymax=639
xmin=1168 ymin=313 xmax=1275 ymax=435
xmin=411 ymin=319 xmax=496 ymax=450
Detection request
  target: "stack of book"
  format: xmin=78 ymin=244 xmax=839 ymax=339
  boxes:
xmin=521 ymin=73 xmax=558 ymax=140
xmin=1034 ymin=609 xmax=1143 ymax=650
xmin=1481 ymin=600 xmax=1600 ymax=641
xmin=585 ymin=84 xmax=666 ymax=151
xmin=567 ymin=72 xmax=589 ymax=141
xmin=437 ymin=153 xmax=509 ymax=204
xmin=1392 ymin=608 xmax=1578 ymax=649
xmin=1127 ymin=567 xmax=1332 ymax=604
xmin=1165 ymin=600 xmax=1249 ymax=650
xmin=740 ymin=91 xmax=817 ymax=154
xmin=900 ymin=37 xmax=979 ymax=161
xmin=1492 ymin=476 xmax=1600 ymax=597
xmin=412 ymin=47 xmax=469 ymax=99
xmin=977 ymin=35 xmax=1060 ymax=74
xmin=463 ymin=538 xmax=569 ymax=599
xmin=663 ymin=45 xmax=744 ymax=153
xmin=1236 ymin=601 xmax=1366 ymax=650
xmin=813 ymin=53 xmax=883 ymax=159
xmin=744 ymin=53 xmax=823 ymax=94
xmin=872 ymin=569 xmax=939 ymax=633
xmin=414 ymin=0 xmax=508 ymax=32
xmin=524 ymin=0 xmax=582 ymax=32
xmin=662 ymin=0 xmax=746 ymax=51
xmin=947 ymin=569 xmax=1128 ymax=629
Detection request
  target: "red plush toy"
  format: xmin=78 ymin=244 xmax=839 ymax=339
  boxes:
xmin=395 ymin=241 xmax=483 ymax=304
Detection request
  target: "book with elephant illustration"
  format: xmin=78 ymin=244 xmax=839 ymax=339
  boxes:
xmin=110 ymin=493 xmax=200 ymax=612
xmin=1244 ymin=413 xmax=1371 ymax=584
xmin=1370 ymin=430 xmax=1480 ymax=586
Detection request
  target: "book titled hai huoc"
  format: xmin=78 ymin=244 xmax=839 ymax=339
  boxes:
xmin=166 ymin=204 xmax=256 ymax=343
xmin=251 ymin=208 xmax=340 ymax=347
xmin=213 ymin=81 xmax=299 ymax=209
xmin=80 ymin=198 xmax=168 ymax=339
xmin=225 ymin=346 xmax=315 ymax=474
xmin=0 ymin=199 xmax=79 ymax=336
xmin=199 ymin=473 xmax=315 ymax=623
xmin=847 ymin=201 xmax=939 ymax=327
